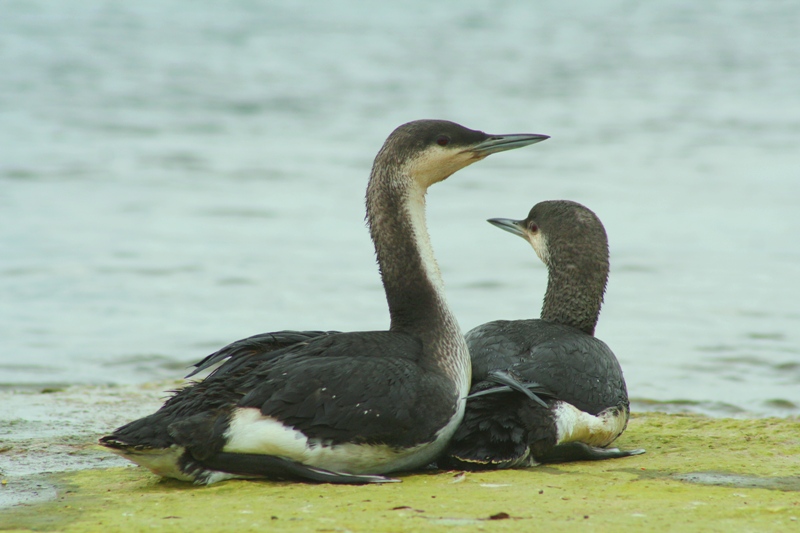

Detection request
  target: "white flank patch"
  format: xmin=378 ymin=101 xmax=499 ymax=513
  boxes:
xmin=553 ymin=402 xmax=628 ymax=447
xmin=223 ymin=408 xmax=311 ymax=458
xmin=223 ymin=405 xmax=466 ymax=475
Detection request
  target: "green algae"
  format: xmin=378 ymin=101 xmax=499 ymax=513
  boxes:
xmin=2 ymin=412 xmax=799 ymax=532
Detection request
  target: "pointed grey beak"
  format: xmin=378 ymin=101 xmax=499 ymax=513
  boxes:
xmin=487 ymin=217 xmax=527 ymax=239
xmin=470 ymin=133 xmax=549 ymax=155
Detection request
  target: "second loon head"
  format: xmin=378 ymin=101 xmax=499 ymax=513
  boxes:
xmin=488 ymin=200 xmax=610 ymax=334
xmin=487 ymin=200 xmax=609 ymax=271
xmin=373 ymin=120 xmax=549 ymax=189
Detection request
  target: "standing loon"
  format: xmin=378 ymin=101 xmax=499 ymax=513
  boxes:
xmin=99 ymin=120 xmax=548 ymax=484
xmin=443 ymin=200 xmax=644 ymax=469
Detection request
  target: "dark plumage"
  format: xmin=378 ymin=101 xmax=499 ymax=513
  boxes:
xmin=443 ymin=200 xmax=644 ymax=469
xmin=99 ymin=120 xmax=548 ymax=484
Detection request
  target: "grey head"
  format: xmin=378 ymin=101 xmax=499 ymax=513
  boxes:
xmin=371 ymin=120 xmax=549 ymax=189
xmin=488 ymin=200 xmax=609 ymax=335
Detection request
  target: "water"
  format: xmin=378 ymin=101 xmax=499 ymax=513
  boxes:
xmin=1 ymin=0 xmax=798 ymax=417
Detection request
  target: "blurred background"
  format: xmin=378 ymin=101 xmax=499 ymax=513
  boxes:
xmin=1 ymin=0 xmax=798 ymax=417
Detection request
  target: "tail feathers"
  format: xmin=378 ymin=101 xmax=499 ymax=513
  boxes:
xmin=99 ymin=412 xmax=176 ymax=451
xmin=100 ymin=408 xmax=228 ymax=460
xmin=98 ymin=435 xmax=152 ymax=452
xmin=98 ymin=439 xmax=197 ymax=482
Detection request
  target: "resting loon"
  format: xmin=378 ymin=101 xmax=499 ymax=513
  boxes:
xmin=443 ymin=200 xmax=644 ymax=469
xmin=99 ymin=120 xmax=548 ymax=484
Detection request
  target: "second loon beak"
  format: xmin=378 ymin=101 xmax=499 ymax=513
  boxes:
xmin=470 ymin=133 xmax=550 ymax=156
xmin=487 ymin=217 xmax=527 ymax=239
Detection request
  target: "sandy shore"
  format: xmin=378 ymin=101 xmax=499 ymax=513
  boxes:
xmin=1 ymin=384 xmax=798 ymax=532
xmin=0 ymin=382 xmax=173 ymax=510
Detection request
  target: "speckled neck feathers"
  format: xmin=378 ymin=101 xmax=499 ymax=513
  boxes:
xmin=365 ymin=128 xmax=468 ymax=382
xmin=537 ymin=202 xmax=609 ymax=336
xmin=366 ymin=158 xmax=453 ymax=336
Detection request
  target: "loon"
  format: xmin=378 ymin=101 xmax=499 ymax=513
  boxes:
xmin=443 ymin=200 xmax=644 ymax=469
xmin=99 ymin=120 xmax=548 ymax=484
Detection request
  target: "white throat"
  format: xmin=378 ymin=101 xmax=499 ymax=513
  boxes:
xmin=405 ymin=182 xmax=446 ymax=297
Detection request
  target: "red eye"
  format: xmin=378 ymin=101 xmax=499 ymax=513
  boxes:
xmin=436 ymin=136 xmax=450 ymax=146
xmin=528 ymin=223 xmax=538 ymax=232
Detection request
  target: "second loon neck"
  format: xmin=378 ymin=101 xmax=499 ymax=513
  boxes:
xmin=540 ymin=266 xmax=606 ymax=336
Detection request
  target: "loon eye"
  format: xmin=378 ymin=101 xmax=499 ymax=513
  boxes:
xmin=528 ymin=222 xmax=538 ymax=233
xmin=436 ymin=135 xmax=450 ymax=146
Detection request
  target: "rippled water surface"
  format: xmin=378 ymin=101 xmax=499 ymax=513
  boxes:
xmin=1 ymin=0 xmax=798 ymax=417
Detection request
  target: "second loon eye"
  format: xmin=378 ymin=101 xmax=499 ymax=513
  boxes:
xmin=436 ymin=136 xmax=450 ymax=146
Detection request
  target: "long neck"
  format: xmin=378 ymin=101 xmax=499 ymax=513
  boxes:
xmin=366 ymin=167 xmax=456 ymax=337
xmin=365 ymin=156 xmax=470 ymax=395
xmin=540 ymin=258 xmax=608 ymax=336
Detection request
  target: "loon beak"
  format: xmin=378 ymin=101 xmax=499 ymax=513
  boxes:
xmin=487 ymin=217 xmax=527 ymax=239
xmin=470 ymin=133 xmax=549 ymax=156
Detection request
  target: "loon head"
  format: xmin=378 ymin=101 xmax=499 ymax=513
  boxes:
xmin=487 ymin=200 xmax=609 ymax=272
xmin=372 ymin=119 xmax=549 ymax=190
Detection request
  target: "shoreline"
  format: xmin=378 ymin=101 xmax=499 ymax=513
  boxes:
xmin=2 ymin=384 xmax=799 ymax=513
xmin=1 ymin=390 xmax=798 ymax=530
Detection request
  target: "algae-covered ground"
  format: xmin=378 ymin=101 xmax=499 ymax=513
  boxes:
xmin=2 ymin=410 xmax=799 ymax=532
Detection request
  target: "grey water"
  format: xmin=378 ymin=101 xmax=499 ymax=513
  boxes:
xmin=1 ymin=0 xmax=798 ymax=418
